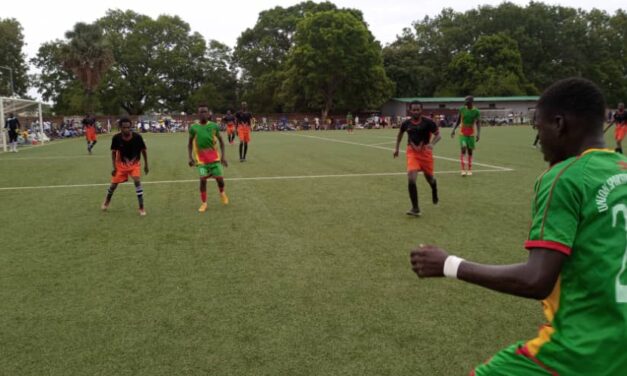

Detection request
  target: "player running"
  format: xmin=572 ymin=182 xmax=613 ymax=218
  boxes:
xmin=394 ymin=100 xmax=441 ymax=217
xmin=82 ymin=114 xmax=98 ymax=155
xmin=604 ymin=102 xmax=625 ymax=154
xmin=188 ymin=104 xmax=228 ymax=212
xmin=222 ymin=110 xmax=236 ymax=145
xmin=451 ymin=96 xmax=481 ymax=176
xmin=411 ymin=78 xmax=627 ymax=375
xmin=101 ymin=117 xmax=149 ymax=216
xmin=235 ymin=101 xmax=252 ymax=162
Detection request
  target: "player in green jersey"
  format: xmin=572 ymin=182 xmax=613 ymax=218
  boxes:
xmin=451 ymin=96 xmax=481 ymax=176
xmin=411 ymin=77 xmax=627 ymax=375
xmin=188 ymin=104 xmax=229 ymax=212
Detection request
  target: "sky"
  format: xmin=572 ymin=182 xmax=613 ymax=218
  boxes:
xmin=2 ymin=0 xmax=624 ymax=99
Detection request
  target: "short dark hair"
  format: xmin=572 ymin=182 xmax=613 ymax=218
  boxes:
xmin=537 ymin=77 xmax=606 ymax=125
xmin=118 ymin=117 xmax=132 ymax=126
xmin=409 ymin=100 xmax=422 ymax=107
xmin=198 ymin=103 xmax=209 ymax=109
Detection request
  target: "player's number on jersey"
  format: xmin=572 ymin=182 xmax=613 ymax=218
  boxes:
xmin=612 ymin=204 xmax=627 ymax=303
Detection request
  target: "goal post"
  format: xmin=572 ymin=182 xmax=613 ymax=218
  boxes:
xmin=1 ymin=97 xmax=45 ymax=152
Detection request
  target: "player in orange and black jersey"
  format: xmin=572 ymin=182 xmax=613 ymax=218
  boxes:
xmin=394 ymin=100 xmax=441 ymax=216
xmin=101 ymin=117 xmax=149 ymax=216
xmin=235 ymin=101 xmax=252 ymax=162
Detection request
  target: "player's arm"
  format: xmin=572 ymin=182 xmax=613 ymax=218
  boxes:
xmin=393 ymin=126 xmax=405 ymax=158
xmin=451 ymin=111 xmax=461 ymax=136
xmin=187 ymin=134 xmax=195 ymax=166
xmin=604 ymin=120 xmax=615 ymax=133
xmin=110 ymin=150 xmax=117 ymax=176
xmin=428 ymin=132 xmax=442 ymax=149
xmin=475 ymin=116 xmax=481 ymax=142
xmin=141 ymin=148 xmax=149 ymax=174
xmin=410 ymin=246 xmax=566 ymax=300
xmin=216 ymin=131 xmax=228 ymax=167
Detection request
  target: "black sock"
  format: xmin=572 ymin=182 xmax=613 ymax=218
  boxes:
xmin=408 ymin=182 xmax=418 ymax=210
xmin=244 ymin=143 xmax=248 ymax=158
xmin=106 ymin=186 xmax=115 ymax=202
xmin=134 ymin=181 xmax=144 ymax=209
xmin=239 ymin=143 xmax=243 ymax=159
xmin=616 ymin=147 xmax=623 ymax=154
xmin=430 ymin=179 xmax=438 ymax=204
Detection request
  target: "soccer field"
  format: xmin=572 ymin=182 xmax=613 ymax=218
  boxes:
xmin=0 ymin=127 xmax=605 ymax=375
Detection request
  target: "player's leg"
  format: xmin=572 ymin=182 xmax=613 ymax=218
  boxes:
xmin=9 ymin=131 xmax=17 ymax=152
xmin=616 ymin=127 xmax=624 ymax=153
xmin=243 ymin=141 xmax=248 ymax=160
xmin=418 ymin=149 xmax=438 ymax=204
xmin=460 ymin=144 xmax=468 ymax=176
xmin=102 ymin=183 xmax=119 ymax=210
xmin=472 ymin=343 xmax=554 ymax=376
xmin=209 ymin=163 xmax=228 ymax=205
xmin=423 ymin=173 xmax=438 ymax=205
xmin=198 ymin=177 xmax=208 ymax=212
xmin=467 ymin=147 xmax=474 ymax=175
xmin=533 ymin=133 xmax=540 ymax=147
xmin=406 ymin=171 xmax=420 ymax=216
xmin=131 ymin=176 xmax=145 ymax=215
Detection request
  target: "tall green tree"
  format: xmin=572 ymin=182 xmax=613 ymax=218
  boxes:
xmin=283 ymin=10 xmax=393 ymax=119
xmin=31 ymin=40 xmax=85 ymax=113
xmin=383 ymin=28 xmax=437 ymax=97
xmin=98 ymin=10 xmax=207 ymax=114
xmin=234 ymin=1 xmax=353 ymax=112
xmin=0 ymin=18 xmax=29 ymax=97
xmin=61 ymin=22 xmax=114 ymax=113
xmin=385 ymin=3 xmax=624 ymax=100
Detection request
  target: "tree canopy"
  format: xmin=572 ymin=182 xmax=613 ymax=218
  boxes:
xmin=19 ymin=1 xmax=627 ymax=114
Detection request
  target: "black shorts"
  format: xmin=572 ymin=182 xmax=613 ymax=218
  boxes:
xmin=8 ymin=130 xmax=18 ymax=143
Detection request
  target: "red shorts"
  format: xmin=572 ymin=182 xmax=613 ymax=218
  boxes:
xmin=226 ymin=124 xmax=235 ymax=135
xmin=112 ymin=162 xmax=141 ymax=184
xmin=85 ymin=130 xmax=97 ymax=142
xmin=238 ymin=125 xmax=251 ymax=143
xmin=616 ymin=125 xmax=626 ymax=142
xmin=406 ymin=147 xmax=434 ymax=175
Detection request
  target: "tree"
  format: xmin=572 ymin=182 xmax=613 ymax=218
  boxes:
xmin=97 ymin=10 xmax=230 ymax=115
xmin=61 ymin=22 xmax=114 ymax=113
xmin=31 ymin=40 xmax=85 ymax=113
xmin=383 ymin=28 xmax=437 ymax=97
xmin=0 ymin=18 xmax=29 ymax=97
xmin=234 ymin=1 xmax=350 ymax=112
xmin=283 ymin=10 xmax=393 ymax=120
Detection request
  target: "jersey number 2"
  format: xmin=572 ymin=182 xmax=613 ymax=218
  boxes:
xmin=613 ymin=204 xmax=627 ymax=303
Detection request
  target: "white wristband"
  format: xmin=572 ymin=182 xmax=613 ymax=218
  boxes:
xmin=443 ymin=256 xmax=464 ymax=279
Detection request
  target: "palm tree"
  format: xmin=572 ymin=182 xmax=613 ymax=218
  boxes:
xmin=62 ymin=23 xmax=114 ymax=113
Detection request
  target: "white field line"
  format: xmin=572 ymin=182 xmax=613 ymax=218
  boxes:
xmin=282 ymin=133 xmax=514 ymax=171
xmin=0 ymin=155 xmax=107 ymax=160
xmin=368 ymin=141 xmax=397 ymax=146
xmin=0 ymin=137 xmax=84 ymax=153
xmin=0 ymin=169 xmax=511 ymax=191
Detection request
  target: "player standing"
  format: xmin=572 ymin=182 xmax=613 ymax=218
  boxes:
xmin=411 ymin=78 xmax=627 ymax=375
xmin=188 ymin=104 xmax=229 ymax=212
xmin=222 ymin=110 xmax=236 ymax=145
xmin=101 ymin=118 xmax=149 ymax=216
xmin=4 ymin=112 xmax=20 ymax=152
xmin=451 ymin=96 xmax=481 ymax=176
xmin=235 ymin=101 xmax=252 ymax=162
xmin=604 ymin=102 xmax=625 ymax=154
